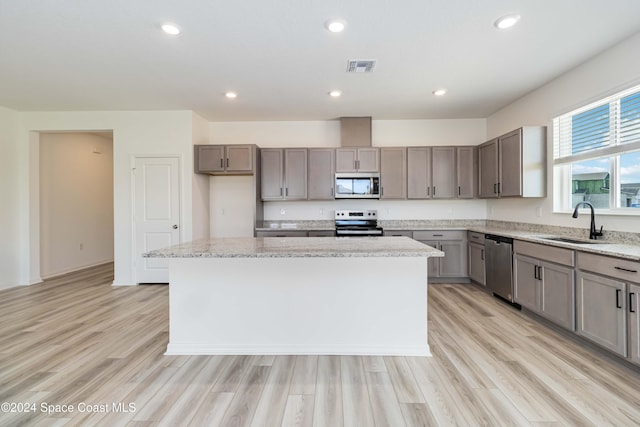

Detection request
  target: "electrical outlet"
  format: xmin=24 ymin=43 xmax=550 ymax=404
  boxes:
xmin=280 ymin=209 xmax=286 ymax=215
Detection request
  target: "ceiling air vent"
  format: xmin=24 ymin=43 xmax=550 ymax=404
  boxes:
xmin=346 ymin=59 xmax=376 ymax=73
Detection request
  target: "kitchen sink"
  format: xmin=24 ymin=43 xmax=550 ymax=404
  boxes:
xmin=538 ymin=236 xmax=609 ymax=244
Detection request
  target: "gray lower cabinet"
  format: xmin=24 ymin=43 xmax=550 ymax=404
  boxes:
xmin=307 ymin=148 xmax=335 ymax=200
xmin=308 ymin=230 xmax=335 ymax=237
xmin=575 ymin=251 xmax=640 ymax=364
xmin=576 ymin=271 xmax=627 ymax=357
xmin=513 ymin=240 xmax=575 ymax=330
xmin=630 ymin=284 xmax=640 ymax=366
xmin=261 ymin=148 xmax=307 ymax=200
xmin=414 ymin=230 xmax=467 ymax=282
xmin=380 ymin=147 xmax=407 ymax=199
xmin=467 ymin=231 xmax=485 ymax=285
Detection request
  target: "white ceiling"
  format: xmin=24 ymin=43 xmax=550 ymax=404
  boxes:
xmin=1 ymin=0 xmax=640 ymax=122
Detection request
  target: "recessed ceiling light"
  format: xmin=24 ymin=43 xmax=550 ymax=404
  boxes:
xmin=494 ymin=14 xmax=521 ymax=30
xmin=432 ymin=89 xmax=447 ymax=96
xmin=325 ymin=19 xmax=346 ymax=33
xmin=161 ymin=23 xmax=181 ymax=35
xmin=225 ymin=92 xmax=237 ymax=99
xmin=329 ymin=90 xmax=342 ymax=97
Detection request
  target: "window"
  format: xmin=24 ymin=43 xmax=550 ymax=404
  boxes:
xmin=553 ymin=84 xmax=640 ymax=212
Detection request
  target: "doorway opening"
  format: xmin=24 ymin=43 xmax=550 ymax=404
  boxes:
xmin=39 ymin=132 xmax=114 ymax=279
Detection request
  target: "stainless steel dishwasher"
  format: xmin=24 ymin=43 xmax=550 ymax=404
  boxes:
xmin=484 ymin=234 xmax=515 ymax=303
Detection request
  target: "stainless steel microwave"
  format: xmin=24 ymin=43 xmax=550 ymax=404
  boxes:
xmin=335 ymin=173 xmax=380 ymax=199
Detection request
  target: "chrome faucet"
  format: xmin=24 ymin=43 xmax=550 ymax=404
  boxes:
xmin=572 ymin=201 xmax=603 ymax=240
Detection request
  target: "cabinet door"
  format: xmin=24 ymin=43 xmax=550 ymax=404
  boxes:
xmin=431 ymin=147 xmax=456 ymax=199
xmin=196 ymin=145 xmax=225 ymax=173
xmin=419 ymin=240 xmax=440 ymax=278
xmin=456 ymin=147 xmax=476 ymax=198
xmin=478 ymin=139 xmax=499 ymax=198
xmin=226 ymin=145 xmax=254 ymax=172
xmin=439 ymin=240 xmax=467 ymax=277
xmin=308 ymin=149 xmax=335 ymax=200
xmin=284 ymin=149 xmax=307 ymax=200
xmin=629 ymin=284 xmax=640 ymax=366
xmin=499 ymin=129 xmax=523 ymax=197
xmin=357 ymin=148 xmax=380 ymax=172
xmin=540 ymin=262 xmax=575 ymax=330
xmin=335 ymin=148 xmax=358 ymax=172
xmin=407 ymin=147 xmax=431 ymax=199
xmin=576 ymin=271 xmax=627 ymax=356
xmin=514 ymin=255 xmax=540 ymax=311
xmin=260 ymin=149 xmax=284 ymax=200
xmin=468 ymin=242 xmax=485 ymax=285
xmin=380 ymin=147 xmax=407 ymax=199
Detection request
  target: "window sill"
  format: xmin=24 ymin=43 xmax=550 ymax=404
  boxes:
xmin=554 ymin=208 xmax=640 ymax=216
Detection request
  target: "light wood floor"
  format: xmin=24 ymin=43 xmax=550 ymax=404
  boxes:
xmin=1 ymin=264 xmax=639 ymax=426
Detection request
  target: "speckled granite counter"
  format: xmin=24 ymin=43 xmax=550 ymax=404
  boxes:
xmin=145 ymin=236 xmax=444 ymax=259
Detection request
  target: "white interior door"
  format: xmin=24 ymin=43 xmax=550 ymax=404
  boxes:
xmin=134 ymin=156 xmax=180 ymax=283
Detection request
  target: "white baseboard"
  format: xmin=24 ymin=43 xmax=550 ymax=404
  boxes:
xmin=40 ymin=259 xmax=114 ymax=280
xmin=165 ymin=343 xmax=432 ymax=357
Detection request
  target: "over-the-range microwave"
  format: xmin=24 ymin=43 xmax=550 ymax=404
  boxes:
xmin=335 ymin=172 xmax=380 ymax=199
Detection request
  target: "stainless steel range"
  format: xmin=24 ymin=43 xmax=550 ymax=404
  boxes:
xmin=334 ymin=209 xmax=384 ymax=237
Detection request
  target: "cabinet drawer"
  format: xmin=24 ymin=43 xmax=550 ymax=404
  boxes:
xmin=256 ymin=231 xmax=308 ymax=237
xmin=308 ymin=231 xmax=335 ymax=237
xmin=413 ymin=230 xmax=466 ymax=241
xmin=514 ymin=240 xmax=574 ymax=267
xmin=577 ymin=252 xmax=640 ymax=283
xmin=468 ymin=231 xmax=485 ymax=244
xmin=385 ymin=230 xmax=414 ymax=238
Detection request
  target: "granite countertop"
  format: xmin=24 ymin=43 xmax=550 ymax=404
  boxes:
xmin=144 ymin=236 xmax=445 ymax=259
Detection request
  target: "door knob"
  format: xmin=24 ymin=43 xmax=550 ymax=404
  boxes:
xmin=172 ymin=224 xmax=178 ymax=229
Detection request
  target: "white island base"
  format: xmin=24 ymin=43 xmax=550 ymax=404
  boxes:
xmin=166 ymin=256 xmax=430 ymax=356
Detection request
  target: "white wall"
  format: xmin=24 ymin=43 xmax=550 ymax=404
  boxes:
xmin=0 ymin=107 xmax=22 ymax=289
xmin=14 ymin=110 xmax=196 ymax=286
xmin=39 ymin=133 xmax=114 ymax=277
xmin=210 ymin=119 xmax=487 ymax=227
xmin=486 ymin=31 xmax=640 ymax=232
xmin=191 ymin=112 xmax=211 ymax=240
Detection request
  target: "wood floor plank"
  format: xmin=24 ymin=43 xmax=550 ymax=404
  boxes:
xmin=340 ymin=356 xmax=374 ymax=426
xmin=1 ymin=267 xmax=640 ymax=426
xmin=313 ymin=356 xmax=343 ymax=427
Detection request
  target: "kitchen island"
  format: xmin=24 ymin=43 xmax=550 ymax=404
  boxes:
xmin=144 ymin=236 xmax=443 ymax=356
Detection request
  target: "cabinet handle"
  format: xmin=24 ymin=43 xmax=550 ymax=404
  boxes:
xmin=280 ymin=188 xmax=283 ymax=196
xmin=381 ymin=187 xmax=384 ymax=197
xmin=493 ymin=183 xmax=497 ymax=194
xmin=226 ymin=158 xmax=229 ymax=168
xmin=534 ymin=265 xmax=538 ymax=280
xmin=220 ymin=158 xmax=224 ymax=168
xmin=427 ymin=187 xmax=430 ymax=196
xmin=285 ymin=188 xmax=289 ymax=197
xmin=433 ymin=234 xmax=444 ymax=237
xmin=481 ymin=249 xmax=484 ymax=261
xmin=458 ymin=186 xmax=461 ymax=196
xmin=538 ymin=266 xmax=543 ymax=281
xmin=497 ymin=182 xmax=501 ymax=194
xmin=614 ymin=266 xmax=638 ymax=273
xmin=630 ymin=293 xmax=636 ymax=313
xmin=433 ymin=186 xmax=436 ymax=196
xmin=616 ymin=289 xmax=622 ymax=309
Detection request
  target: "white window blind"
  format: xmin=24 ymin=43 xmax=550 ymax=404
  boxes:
xmin=554 ymin=84 xmax=640 ymax=165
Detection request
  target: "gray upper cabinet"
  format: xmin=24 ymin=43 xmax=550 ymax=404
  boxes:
xmin=260 ymin=148 xmax=307 ymax=201
xmin=307 ymin=148 xmax=335 ymax=200
xmin=478 ymin=139 xmax=499 ymax=198
xmin=380 ymin=147 xmax=407 ymax=199
xmin=407 ymin=146 xmax=473 ymax=199
xmin=431 ymin=147 xmax=456 ymax=199
xmin=456 ymin=147 xmax=477 ymax=198
xmin=407 ymin=147 xmax=432 ymax=199
xmin=195 ymin=144 xmax=255 ymax=175
xmin=335 ymin=148 xmax=379 ymax=172
xmin=478 ymin=127 xmax=546 ymax=198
